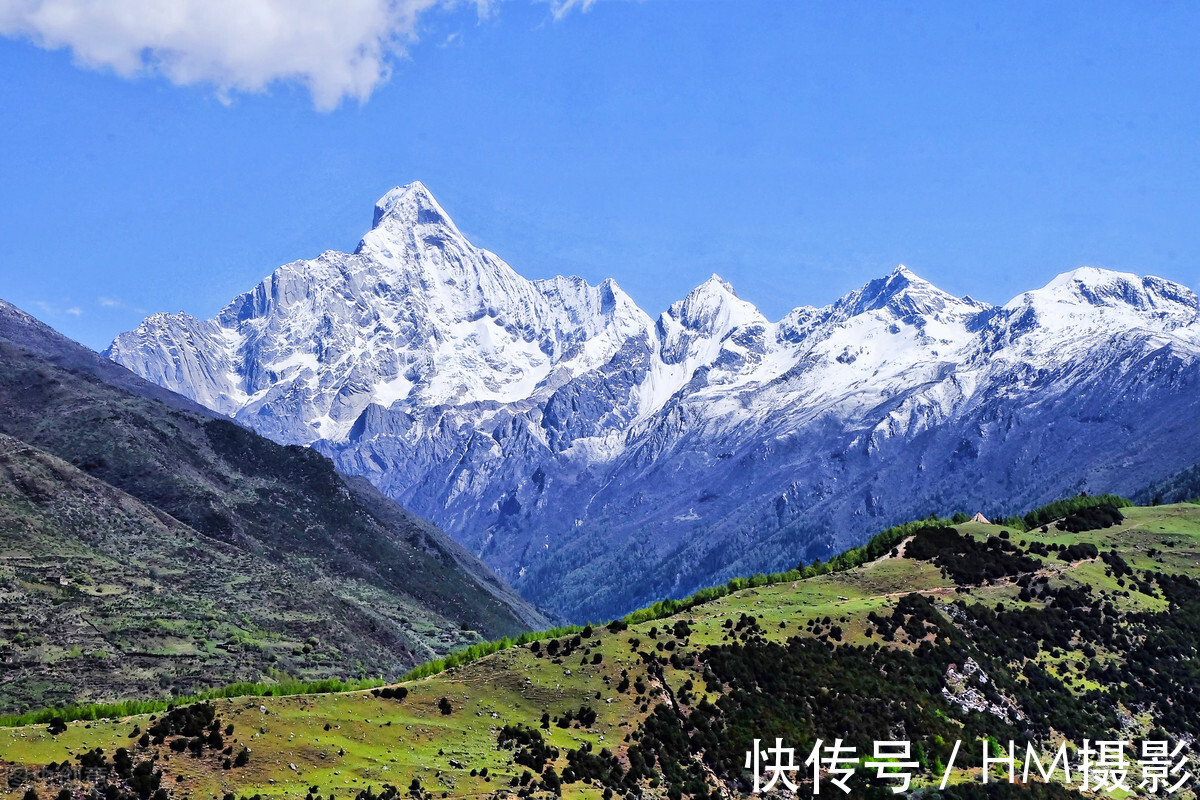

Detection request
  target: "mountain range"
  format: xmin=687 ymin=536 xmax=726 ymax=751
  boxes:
xmin=106 ymin=182 xmax=1200 ymax=621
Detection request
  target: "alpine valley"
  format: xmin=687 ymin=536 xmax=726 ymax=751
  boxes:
xmin=107 ymin=183 xmax=1200 ymax=622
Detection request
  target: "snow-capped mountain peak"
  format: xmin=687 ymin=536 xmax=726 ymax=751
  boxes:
xmin=834 ymin=264 xmax=985 ymax=323
xmin=1023 ymin=266 xmax=1198 ymax=316
xmin=369 ymin=180 xmax=454 ymax=231
xmin=666 ymin=274 xmax=765 ymax=334
xmin=110 ymin=183 xmax=661 ymax=444
xmin=998 ymin=267 xmax=1199 ymax=350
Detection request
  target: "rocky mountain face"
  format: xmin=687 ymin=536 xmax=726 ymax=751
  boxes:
xmin=107 ymin=182 xmax=1200 ymax=621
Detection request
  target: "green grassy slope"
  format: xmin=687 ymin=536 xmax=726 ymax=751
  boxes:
xmin=4 ymin=503 xmax=1197 ymax=799
xmin=0 ymin=299 xmax=549 ymax=714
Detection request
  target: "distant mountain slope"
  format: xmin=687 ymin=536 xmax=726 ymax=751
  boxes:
xmin=0 ymin=298 xmax=547 ymax=712
xmin=1135 ymin=463 xmax=1200 ymax=506
xmin=107 ymin=183 xmax=1200 ymax=621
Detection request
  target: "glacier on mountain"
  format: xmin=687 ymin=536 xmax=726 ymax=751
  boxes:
xmin=106 ymin=182 xmax=1200 ymax=620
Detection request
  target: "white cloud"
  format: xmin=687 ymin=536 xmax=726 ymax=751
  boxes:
xmin=31 ymin=299 xmax=83 ymax=317
xmin=0 ymin=0 xmax=494 ymax=110
xmin=545 ymin=0 xmax=596 ymax=21
xmin=97 ymin=296 xmax=120 ymax=307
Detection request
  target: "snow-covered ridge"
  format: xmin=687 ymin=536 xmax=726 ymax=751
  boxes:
xmin=106 ymin=182 xmax=1200 ymax=621
xmin=106 ymin=184 xmax=1197 ymax=437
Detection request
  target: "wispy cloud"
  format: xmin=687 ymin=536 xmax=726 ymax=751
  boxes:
xmin=0 ymin=0 xmax=497 ymax=110
xmin=96 ymin=295 xmax=148 ymax=313
xmin=544 ymin=0 xmax=597 ymax=21
xmin=31 ymin=299 xmax=84 ymax=317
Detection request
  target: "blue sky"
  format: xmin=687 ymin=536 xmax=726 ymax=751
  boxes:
xmin=2 ymin=0 xmax=1199 ymax=350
